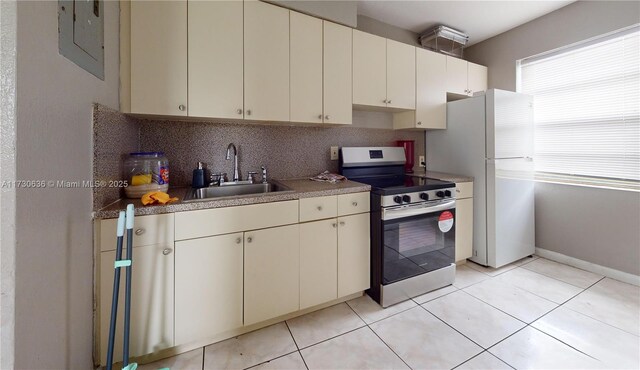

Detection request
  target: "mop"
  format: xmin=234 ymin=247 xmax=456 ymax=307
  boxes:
xmin=106 ymin=204 xmax=138 ymax=370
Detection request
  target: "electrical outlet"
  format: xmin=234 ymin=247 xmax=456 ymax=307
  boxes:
xmin=330 ymin=146 xmax=339 ymax=160
xmin=419 ymin=156 xmax=426 ymax=167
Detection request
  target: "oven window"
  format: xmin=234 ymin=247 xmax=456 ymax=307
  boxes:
xmin=382 ymin=211 xmax=455 ymax=284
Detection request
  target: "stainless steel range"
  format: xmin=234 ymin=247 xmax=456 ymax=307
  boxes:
xmin=340 ymin=147 xmax=456 ymax=307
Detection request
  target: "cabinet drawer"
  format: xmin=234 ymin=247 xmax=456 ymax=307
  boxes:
xmin=99 ymin=213 xmax=174 ymax=252
xmin=455 ymin=182 xmax=473 ymax=199
xmin=175 ymin=200 xmax=299 ymax=240
xmin=299 ymin=196 xmax=337 ymax=222
xmin=337 ymin=192 xmax=370 ymax=216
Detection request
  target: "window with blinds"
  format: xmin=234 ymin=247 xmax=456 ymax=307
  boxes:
xmin=518 ymin=25 xmax=639 ymax=184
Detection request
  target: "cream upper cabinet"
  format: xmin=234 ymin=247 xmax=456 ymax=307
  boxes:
xmin=129 ymin=0 xmax=187 ymax=116
xmin=337 ymin=213 xmax=370 ymax=297
xmin=290 ymin=11 xmax=323 ymax=124
xmin=393 ymin=48 xmax=446 ymax=130
xmin=244 ymin=224 xmax=300 ymax=325
xmin=99 ymin=244 xmax=174 ymax=366
xmin=455 ymin=182 xmax=474 ymax=262
xmin=244 ymin=1 xmax=290 ymax=122
xmin=446 ymin=56 xmax=488 ymax=96
xmin=386 ymin=39 xmax=416 ymax=110
xmin=446 ymin=56 xmax=469 ymax=96
xmin=323 ymin=21 xmax=353 ymax=125
xmin=300 ymin=219 xmax=338 ymax=309
xmin=188 ymin=1 xmax=244 ymax=119
xmin=353 ymin=30 xmax=387 ymax=108
xmin=467 ymin=62 xmax=488 ymax=95
xmin=174 ymin=233 xmax=244 ymax=346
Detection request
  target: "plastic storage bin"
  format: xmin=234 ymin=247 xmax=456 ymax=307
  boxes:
xmin=124 ymin=152 xmax=169 ymax=198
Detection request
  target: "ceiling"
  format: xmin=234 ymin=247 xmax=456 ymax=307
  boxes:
xmin=357 ymin=1 xmax=575 ymax=46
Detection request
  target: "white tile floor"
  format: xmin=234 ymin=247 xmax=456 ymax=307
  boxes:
xmin=140 ymin=256 xmax=640 ymax=370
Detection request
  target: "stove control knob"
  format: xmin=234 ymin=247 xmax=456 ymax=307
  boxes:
xmin=402 ymin=195 xmax=411 ymax=203
xmin=393 ymin=196 xmax=403 ymax=204
xmin=419 ymin=193 xmax=429 ymax=201
xmin=436 ymin=191 xmax=445 ymax=198
xmin=444 ymin=190 xmax=452 ymax=197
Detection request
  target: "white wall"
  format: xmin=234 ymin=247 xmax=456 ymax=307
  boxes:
xmin=465 ymin=1 xmax=640 ymax=275
xmin=14 ymin=1 xmax=119 ymax=368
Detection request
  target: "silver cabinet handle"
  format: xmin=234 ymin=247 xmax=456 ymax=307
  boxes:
xmin=178 ymin=104 xmax=186 ymax=111
xmin=247 ymin=236 xmax=253 ymax=243
xmin=339 ymin=221 xmax=345 ymax=226
xmin=332 ymin=222 xmax=337 ymax=228
xmin=456 ymin=189 xmax=461 ymax=193
xmin=317 ymin=206 xmax=323 ymax=211
xmin=388 ymin=100 xmax=392 ymax=104
xmin=236 ymin=237 xmax=242 ymax=244
xmin=135 ymin=228 xmax=145 ymax=236
xmin=237 ymin=108 xmax=243 ymax=115
xmin=246 ymin=109 xmax=252 ymax=116
xmin=352 ymin=201 xmax=358 ymax=207
xmin=318 ymin=114 xmax=323 ymax=119
xmin=417 ymin=121 xmax=422 ymax=125
xmin=383 ymin=99 xmax=388 ymax=104
xmin=325 ymin=115 xmax=330 ymax=120
xmin=162 ymin=248 xmax=172 ymax=255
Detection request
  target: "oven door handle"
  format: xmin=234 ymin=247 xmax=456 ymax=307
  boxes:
xmin=382 ymin=200 xmax=455 ymax=221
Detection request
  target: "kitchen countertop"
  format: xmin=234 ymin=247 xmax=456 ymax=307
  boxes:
xmin=93 ymin=178 xmax=370 ymax=219
xmin=411 ymin=170 xmax=474 ymax=183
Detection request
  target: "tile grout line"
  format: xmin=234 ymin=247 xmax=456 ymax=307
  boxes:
xmin=242 ymin=349 xmax=301 ymax=370
xmin=451 ymin=350 xmax=515 ymax=370
xmin=344 ymin=298 xmax=414 ymax=369
xmin=284 ymin=321 xmax=310 ymax=370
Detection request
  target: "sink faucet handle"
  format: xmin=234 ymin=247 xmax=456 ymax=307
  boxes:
xmin=261 ymin=166 xmax=268 ymax=184
xmin=246 ymin=171 xmax=258 ymax=183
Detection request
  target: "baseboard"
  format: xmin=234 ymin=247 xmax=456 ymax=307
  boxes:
xmin=535 ymin=247 xmax=640 ymax=286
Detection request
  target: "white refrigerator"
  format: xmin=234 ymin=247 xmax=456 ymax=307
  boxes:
xmin=426 ymin=89 xmax=535 ymax=268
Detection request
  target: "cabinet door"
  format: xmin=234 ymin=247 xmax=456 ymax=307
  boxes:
xmin=290 ymin=12 xmax=323 ymax=124
xmin=244 ymin=224 xmax=300 ymax=325
xmin=99 ymin=245 xmax=174 ymax=366
xmin=130 ymin=0 xmax=187 ymax=116
xmin=323 ymin=21 xmax=353 ymax=125
xmin=337 ymin=213 xmax=370 ymax=297
xmin=445 ymin=56 xmax=468 ymax=96
xmin=174 ymin=233 xmax=243 ymax=345
xmin=386 ymin=40 xmax=416 ymax=110
xmin=244 ymin=1 xmax=290 ymax=122
xmin=352 ymin=30 xmax=386 ymax=108
xmin=416 ymin=48 xmax=447 ymax=129
xmin=188 ymin=1 xmax=243 ymax=119
xmin=455 ymin=198 xmax=474 ymax=262
xmin=467 ymin=62 xmax=488 ymax=95
xmin=300 ymin=220 xmax=338 ymax=309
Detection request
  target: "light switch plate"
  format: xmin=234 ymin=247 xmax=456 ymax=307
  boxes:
xmin=419 ymin=156 xmax=426 ymax=167
xmin=330 ymin=146 xmax=339 ymax=161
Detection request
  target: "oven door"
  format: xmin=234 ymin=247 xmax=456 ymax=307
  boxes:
xmin=381 ymin=200 xmax=456 ymax=285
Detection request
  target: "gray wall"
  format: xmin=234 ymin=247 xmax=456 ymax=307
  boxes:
xmin=14 ymin=1 xmax=120 ymax=368
xmin=357 ymin=15 xmax=420 ymax=47
xmin=465 ymin=1 xmax=640 ymax=275
xmin=268 ymin=0 xmax=357 ymax=27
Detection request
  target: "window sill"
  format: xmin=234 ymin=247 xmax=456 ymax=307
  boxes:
xmin=534 ymin=173 xmax=640 ymax=192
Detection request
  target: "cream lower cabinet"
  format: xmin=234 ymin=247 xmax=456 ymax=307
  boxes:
xmin=174 ymin=233 xmax=244 ymax=346
xmin=300 ymin=219 xmax=338 ymax=309
xmin=99 ymin=244 xmax=174 ymax=366
xmin=338 ymin=213 xmax=371 ymax=297
xmin=244 ymin=224 xmax=300 ymax=326
xmin=455 ymin=182 xmax=474 ymax=262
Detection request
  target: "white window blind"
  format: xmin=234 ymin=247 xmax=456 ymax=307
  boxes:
xmin=519 ymin=26 xmax=640 ymax=182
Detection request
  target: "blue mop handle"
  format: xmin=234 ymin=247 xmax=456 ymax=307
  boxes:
xmin=123 ymin=204 xmax=134 ymax=367
xmin=106 ymin=211 xmax=126 ymax=370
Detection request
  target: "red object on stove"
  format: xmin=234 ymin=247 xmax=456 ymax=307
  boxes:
xmin=396 ymin=140 xmax=415 ymax=173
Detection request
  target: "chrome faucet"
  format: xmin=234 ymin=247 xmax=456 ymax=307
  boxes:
xmin=225 ymin=143 xmax=240 ymax=182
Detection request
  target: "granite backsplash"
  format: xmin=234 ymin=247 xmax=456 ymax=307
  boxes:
xmin=93 ymin=104 xmax=425 ymax=209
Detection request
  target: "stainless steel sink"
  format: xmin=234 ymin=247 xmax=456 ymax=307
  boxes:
xmin=183 ymin=182 xmax=293 ymax=202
